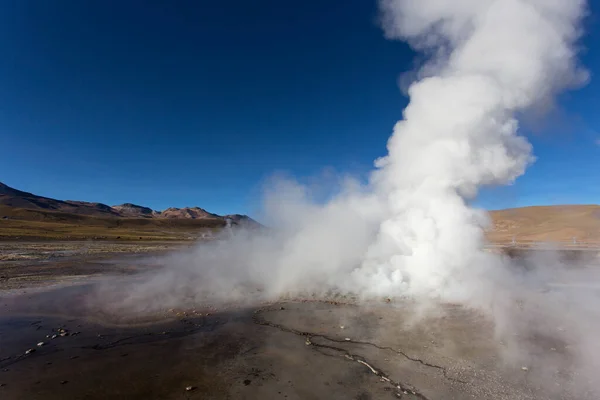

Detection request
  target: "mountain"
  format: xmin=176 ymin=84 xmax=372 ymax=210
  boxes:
xmin=3 ymin=182 xmax=597 ymax=244
xmin=0 ymin=182 xmax=119 ymax=217
xmin=159 ymin=207 xmax=220 ymax=219
xmin=0 ymin=181 xmax=256 ymax=224
xmin=224 ymin=214 xmax=263 ymax=229
xmin=112 ymin=203 xmax=156 ymax=218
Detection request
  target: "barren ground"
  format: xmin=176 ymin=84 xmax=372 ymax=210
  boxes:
xmin=1 ymin=241 xmax=599 ymax=399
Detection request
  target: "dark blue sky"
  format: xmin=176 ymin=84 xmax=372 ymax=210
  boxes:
xmin=1 ymin=0 xmax=599 ymax=216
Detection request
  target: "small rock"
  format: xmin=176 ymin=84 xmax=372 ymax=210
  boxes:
xmin=340 ymin=325 xmax=345 ymax=329
xmin=25 ymin=348 xmax=35 ymax=355
xmin=345 ymin=338 xmax=351 ymax=341
xmin=243 ymin=379 xmax=251 ymax=386
xmin=185 ymin=386 xmax=195 ymax=391
xmin=51 ymin=335 xmax=57 ymax=339
xmin=305 ymin=338 xmax=311 ymax=345
xmin=521 ymin=366 xmax=529 ymax=371
xmin=280 ymin=307 xmax=285 ymax=310
xmin=37 ymin=342 xmax=45 ymax=347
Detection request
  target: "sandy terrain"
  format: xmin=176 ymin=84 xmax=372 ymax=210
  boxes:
xmin=489 ymin=205 xmax=600 ymax=246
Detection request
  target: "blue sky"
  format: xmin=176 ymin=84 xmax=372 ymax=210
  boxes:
xmin=0 ymin=0 xmax=598 ymax=216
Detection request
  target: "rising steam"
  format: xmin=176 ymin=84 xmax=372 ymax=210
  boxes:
xmin=92 ymin=0 xmax=597 ymax=396
xmin=358 ymin=0 xmax=588 ymax=298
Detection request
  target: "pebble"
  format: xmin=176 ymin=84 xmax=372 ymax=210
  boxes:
xmin=185 ymin=386 xmax=195 ymax=391
xmin=345 ymin=338 xmax=351 ymax=341
xmin=521 ymin=367 xmax=529 ymax=371
xmin=37 ymin=342 xmax=45 ymax=347
xmin=25 ymin=348 xmax=35 ymax=355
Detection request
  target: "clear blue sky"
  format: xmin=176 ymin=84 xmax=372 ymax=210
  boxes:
xmin=0 ymin=0 xmax=598 ymax=216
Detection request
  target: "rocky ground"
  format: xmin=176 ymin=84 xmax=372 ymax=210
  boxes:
xmin=0 ymin=242 xmax=598 ymax=399
xmin=1 ymin=292 xmax=595 ymax=400
xmin=0 ymin=241 xmax=190 ymax=290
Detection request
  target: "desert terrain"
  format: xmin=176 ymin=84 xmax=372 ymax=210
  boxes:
xmin=1 ymin=182 xmax=599 ymax=399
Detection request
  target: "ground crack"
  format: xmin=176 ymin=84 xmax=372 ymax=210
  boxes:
xmin=318 ymin=333 xmax=466 ymax=384
xmin=253 ymin=310 xmax=437 ymax=399
xmin=253 ymin=309 xmax=465 ymax=384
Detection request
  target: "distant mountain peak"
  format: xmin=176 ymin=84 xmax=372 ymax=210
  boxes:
xmin=112 ymin=203 xmax=155 ymax=218
xmin=159 ymin=206 xmax=220 ymax=219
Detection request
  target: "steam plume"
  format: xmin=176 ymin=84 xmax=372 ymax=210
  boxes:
xmin=358 ymin=0 xmax=588 ymax=300
xmin=91 ymin=0 xmax=596 ymax=395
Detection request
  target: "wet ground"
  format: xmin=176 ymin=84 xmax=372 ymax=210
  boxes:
xmin=0 ymin=241 xmax=189 ymax=290
xmin=1 ymin=243 xmax=599 ymax=399
xmin=1 ymin=286 xmax=597 ymax=400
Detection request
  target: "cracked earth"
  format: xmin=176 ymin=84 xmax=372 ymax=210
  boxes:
xmin=1 ymin=283 xmax=594 ymax=400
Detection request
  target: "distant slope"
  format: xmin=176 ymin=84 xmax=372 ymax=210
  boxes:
xmin=0 ymin=205 xmax=225 ymax=240
xmin=112 ymin=203 xmax=155 ymax=218
xmin=0 ymin=182 xmax=119 ymax=217
xmin=224 ymin=214 xmax=263 ymax=229
xmin=5 ymin=182 xmax=596 ymax=244
xmin=159 ymin=207 xmax=220 ymax=219
xmin=488 ymin=205 xmax=600 ymax=245
xmin=0 ymin=181 xmax=258 ymax=224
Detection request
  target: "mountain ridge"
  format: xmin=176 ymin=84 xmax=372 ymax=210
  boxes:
xmin=0 ymin=181 xmax=256 ymax=225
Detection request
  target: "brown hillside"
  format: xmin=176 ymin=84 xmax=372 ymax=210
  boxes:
xmin=488 ymin=205 xmax=600 ymax=246
xmin=0 ymin=181 xmax=257 ymax=224
xmin=0 ymin=205 xmax=225 ymax=240
xmin=159 ymin=207 xmax=220 ymax=219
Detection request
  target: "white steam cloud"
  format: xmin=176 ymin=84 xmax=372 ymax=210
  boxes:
xmin=92 ymin=0 xmax=597 ymax=396
xmin=360 ymin=0 xmax=587 ymax=300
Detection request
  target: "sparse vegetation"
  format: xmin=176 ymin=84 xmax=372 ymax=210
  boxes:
xmin=0 ymin=205 xmax=225 ymax=240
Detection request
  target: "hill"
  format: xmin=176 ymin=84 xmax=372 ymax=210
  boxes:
xmin=0 ymin=182 xmax=260 ymax=240
xmin=1 ymin=182 xmax=598 ymax=244
xmin=488 ymin=205 xmax=600 ymax=246
xmin=0 ymin=182 xmax=120 ymax=217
